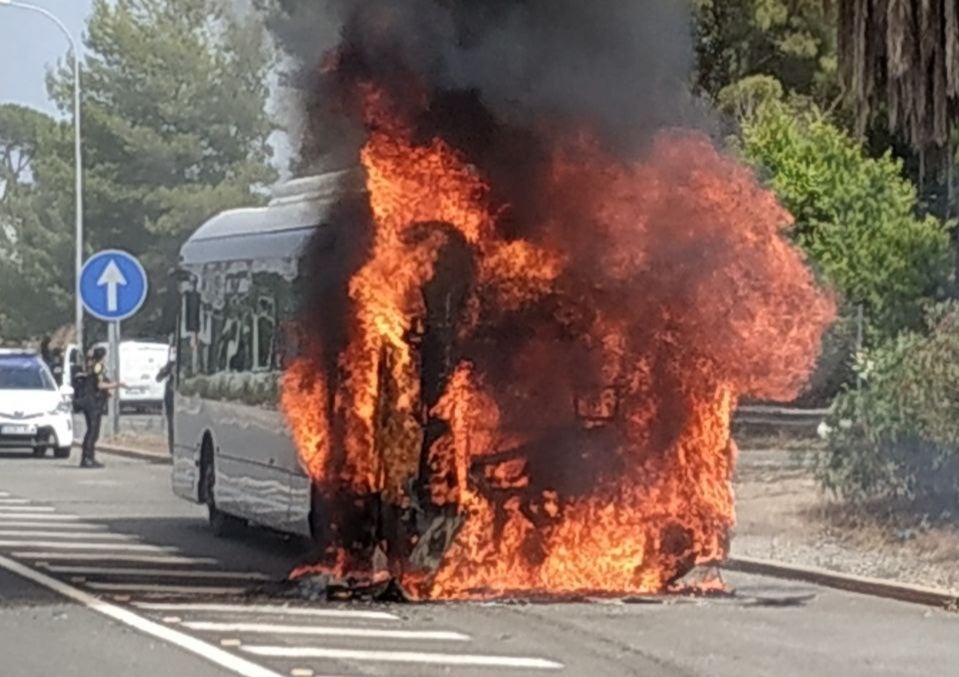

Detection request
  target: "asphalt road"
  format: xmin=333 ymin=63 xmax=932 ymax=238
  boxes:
xmin=0 ymin=448 xmax=955 ymax=677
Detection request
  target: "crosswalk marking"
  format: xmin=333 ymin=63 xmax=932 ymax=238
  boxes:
xmin=241 ymin=646 xmax=565 ymax=670
xmin=42 ymin=565 xmax=271 ymax=580
xmin=0 ymin=521 xmax=105 ymax=530
xmin=0 ymin=491 xmax=565 ymax=675
xmin=0 ymin=553 xmax=286 ymax=677
xmin=0 ymin=540 xmax=173 ymax=551
xmin=183 ymin=621 xmax=470 ymax=641
xmin=85 ymin=582 xmax=247 ymax=595
xmin=13 ymin=552 xmax=218 ymax=564
xmin=133 ymin=602 xmax=399 ymax=621
xmin=0 ymin=513 xmax=83 ymax=521
xmin=0 ymin=530 xmax=134 ymax=540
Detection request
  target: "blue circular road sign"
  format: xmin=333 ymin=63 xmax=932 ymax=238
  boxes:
xmin=79 ymin=249 xmax=149 ymax=322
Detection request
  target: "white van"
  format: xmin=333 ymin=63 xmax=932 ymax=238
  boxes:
xmin=95 ymin=340 xmax=171 ymax=413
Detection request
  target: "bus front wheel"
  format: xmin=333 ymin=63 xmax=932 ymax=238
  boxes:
xmin=200 ymin=442 xmax=243 ymax=537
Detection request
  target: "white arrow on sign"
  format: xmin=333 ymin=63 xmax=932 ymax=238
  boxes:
xmin=96 ymin=259 xmax=128 ymax=313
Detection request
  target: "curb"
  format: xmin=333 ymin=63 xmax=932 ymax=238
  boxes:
xmin=71 ymin=442 xmax=172 ymax=465
xmin=724 ymin=556 xmax=959 ymax=609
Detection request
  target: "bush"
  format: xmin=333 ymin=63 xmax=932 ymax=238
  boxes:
xmin=819 ymin=302 xmax=959 ymax=511
xmin=739 ymin=100 xmax=951 ymax=342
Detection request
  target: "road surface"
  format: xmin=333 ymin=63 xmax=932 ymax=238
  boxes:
xmin=0 ymin=447 xmax=955 ymax=677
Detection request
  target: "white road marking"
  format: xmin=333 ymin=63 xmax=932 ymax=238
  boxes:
xmin=0 ymin=505 xmax=54 ymax=512
xmin=42 ymin=565 xmax=270 ymax=580
xmin=0 ymin=498 xmax=32 ymax=504
xmin=133 ymin=602 xmax=399 ymax=621
xmin=289 ymin=670 xmax=314 ymax=677
xmin=0 ymin=541 xmax=172 ymax=551
xmin=183 ymin=621 xmax=470 ymax=642
xmin=85 ymin=582 xmax=247 ymax=595
xmin=241 ymin=646 xmax=564 ymax=670
xmin=0 ymin=530 xmax=133 ymax=540
xmin=0 ymin=521 xmax=105 ymax=530
xmin=0 ymin=553 xmax=284 ymax=677
xmin=0 ymin=513 xmax=82 ymax=521
xmin=14 ymin=552 xmax=217 ymax=564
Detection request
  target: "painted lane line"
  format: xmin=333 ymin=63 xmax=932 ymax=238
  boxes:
xmin=0 ymin=541 xmax=174 ymax=551
xmin=183 ymin=622 xmax=469 ymax=642
xmin=0 ymin=530 xmax=134 ymax=540
xmin=42 ymin=565 xmax=271 ymax=580
xmin=132 ymin=602 xmax=399 ymax=621
xmin=14 ymin=552 xmax=217 ymax=565
xmin=0 ymin=553 xmax=284 ymax=677
xmin=0 ymin=513 xmax=83 ymax=521
xmin=0 ymin=505 xmax=55 ymax=512
xmin=241 ymin=646 xmax=564 ymax=670
xmin=85 ymin=582 xmax=247 ymax=595
xmin=0 ymin=498 xmax=32 ymax=505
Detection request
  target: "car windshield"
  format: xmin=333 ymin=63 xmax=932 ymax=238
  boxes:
xmin=0 ymin=357 xmax=55 ymax=391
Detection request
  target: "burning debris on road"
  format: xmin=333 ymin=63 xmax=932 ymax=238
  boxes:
xmin=276 ymin=0 xmax=835 ymax=600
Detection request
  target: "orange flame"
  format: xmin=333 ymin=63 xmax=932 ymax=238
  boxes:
xmin=281 ymin=86 xmax=834 ymax=599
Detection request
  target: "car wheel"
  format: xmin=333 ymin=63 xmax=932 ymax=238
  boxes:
xmin=32 ymin=448 xmax=47 ymax=458
xmin=200 ymin=443 xmax=243 ymax=537
xmin=54 ymin=446 xmax=71 ymax=459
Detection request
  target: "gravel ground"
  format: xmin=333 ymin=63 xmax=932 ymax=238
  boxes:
xmin=732 ymin=444 xmax=959 ymax=594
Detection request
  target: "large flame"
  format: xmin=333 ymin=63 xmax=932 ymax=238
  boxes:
xmin=281 ymin=83 xmax=834 ymax=599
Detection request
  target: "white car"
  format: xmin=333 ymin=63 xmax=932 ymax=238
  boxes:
xmin=0 ymin=349 xmax=74 ymax=458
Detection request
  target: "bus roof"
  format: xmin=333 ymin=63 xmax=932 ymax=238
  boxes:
xmin=180 ymin=168 xmax=364 ymax=265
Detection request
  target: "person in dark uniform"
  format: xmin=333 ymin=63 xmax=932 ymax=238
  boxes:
xmin=79 ymin=347 xmax=121 ymax=468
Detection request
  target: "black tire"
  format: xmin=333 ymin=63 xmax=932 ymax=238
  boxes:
xmin=32 ymin=447 xmax=47 ymax=458
xmin=54 ymin=446 xmax=71 ymax=459
xmin=200 ymin=442 xmax=243 ymax=537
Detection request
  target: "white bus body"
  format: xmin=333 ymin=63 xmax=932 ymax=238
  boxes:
xmin=171 ymin=170 xmax=363 ymax=537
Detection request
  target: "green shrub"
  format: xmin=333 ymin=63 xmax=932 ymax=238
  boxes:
xmin=739 ymin=100 xmax=951 ymax=342
xmin=819 ymin=302 xmax=959 ymax=510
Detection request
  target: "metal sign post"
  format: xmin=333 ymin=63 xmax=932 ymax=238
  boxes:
xmin=107 ymin=321 xmax=121 ymax=438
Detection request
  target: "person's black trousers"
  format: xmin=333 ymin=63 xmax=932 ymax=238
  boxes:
xmin=82 ymin=406 xmax=102 ymax=463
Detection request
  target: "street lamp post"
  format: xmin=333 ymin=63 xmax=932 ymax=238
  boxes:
xmin=0 ymin=0 xmax=84 ymax=353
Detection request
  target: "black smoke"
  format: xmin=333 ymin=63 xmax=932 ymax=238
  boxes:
xmin=269 ymin=0 xmax=706 ymax=169
xmin=277 ymin=0 xmax=710 ymax=425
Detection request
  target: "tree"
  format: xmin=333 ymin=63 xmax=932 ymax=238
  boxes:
xmin=834 ymin=1 xmax=959 ymax=292
xmin=0 ymin=105 xmax=74 ymax=340
xmin=836 ymin=0 xmax=959 ymax=153
xmin=694 ymin=0 xmax=839 ymax=107
xmin=738 ymin=99 xmax=951 ymax=341
xmin=46 ymin=0 xmax=278 ymax=339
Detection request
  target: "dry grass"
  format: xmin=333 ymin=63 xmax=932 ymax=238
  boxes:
xmin=733 ymin=444 xmax=959 ymax=593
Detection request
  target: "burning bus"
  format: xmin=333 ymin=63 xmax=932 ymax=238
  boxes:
xmin=173 ymin=1 xmax=835 ymax=601
xmin=172 ymin=144 xmax=833 ymax=601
